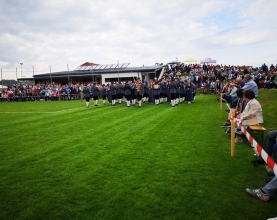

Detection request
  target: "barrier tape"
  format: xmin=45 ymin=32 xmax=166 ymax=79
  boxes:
xmin=230 ymin=116 xmax=277 ymax=176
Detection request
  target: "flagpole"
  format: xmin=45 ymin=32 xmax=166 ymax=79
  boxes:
xmin=117 ymin=60 xmax=119 ymax=82
xmin=16 ymin=67 xmax=18 ymax=80
xmin=1 ymin=69 xmax=2 ymax=89
xmin=91 ymin=62 xmax=93 ymax=83
xmin=49 ymin=65 xmax=52 ymax=85
xmin=67 ymin=64 xmax=70 ymax=85
xmin=32 ymin=66 xmax=35 ymax=84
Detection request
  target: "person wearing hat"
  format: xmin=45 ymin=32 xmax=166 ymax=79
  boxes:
xmin=83 ymin=84 xmax=91 ymax=108
xmin=117 ymin=82 xmax=124 ymax=104
xmin=124 ymin=81 xmax=132 ymax=107
xmin=135 ymin=78 xmax=143 ymax=107
xmin=159 ymin=79 xmax=167 ymax=104
xmin=169 ymin=78 xmax=177 ymax=107
xmin=141 ymin=80 xmax=149 ymax=103
xmin=175 ymin=78 xmax=181 ymax=105
xmin=129 ymin=81 xmax=136 ymax=105
xmin=101 ymin=84 xmax=107 ymax=105
xmin=179 ymin=81 xmax=185 ymax=104
xmin=110 ymin=82 xmax=117 ymax=106
xmin=152 ymin=81 xmax=161 ymax=105
xmin=91 ymin=82 xmax=99 ymax=106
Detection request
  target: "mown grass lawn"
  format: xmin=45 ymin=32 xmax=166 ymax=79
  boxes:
xmin=0 ymin=90 xmax=276 ymax=220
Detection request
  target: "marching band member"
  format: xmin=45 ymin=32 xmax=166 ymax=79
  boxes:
xmin=83 ymin=85 xmax=91 ymax=108
xmin=135 ymin=78 xmax=143 ymax=108
xmin=179 ymin=81 xmax=185 ymax=104
xmin=152 ymin=81 xmax=161 ymax=105
xmin=159 ymin=80 xmax=166 ymax=104
xmin=110 ymin=82 xmax=117 ymax=106
xmin=106 ymin=83 xmax=111 ymax=104
xmin=169 ymin=78 xmax=177 ymax=107
xmin=124 ymin=81 xmax=132 ymax=107
xmin=130 ymin=81 xmax=136 ymax=105
xmin=101 ymin=84 xmax=107 ymax=105
xmin=117 ymin=82 xmax=124 ymax=104
xmin=142 ymin=80 xmax=149 ymax=103
xmin=91 ymin=82 xmax=99 ymax=106
xmin=148 ymin=79 xmax=155 ymax=104
xmin=175 ymin=78 xmax=181 ymax=105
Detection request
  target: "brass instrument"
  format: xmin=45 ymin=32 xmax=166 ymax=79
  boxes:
xmin=135 ymin=81 xmax=142 ymax=92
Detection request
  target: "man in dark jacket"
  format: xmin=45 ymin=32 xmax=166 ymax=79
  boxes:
xmin=83 ymin=85 xmax=91 ymax=108
xmin=169 ymin=79 xmax=177 ymax=107
xmin=91 ymin=82 xmax=99 ymax=106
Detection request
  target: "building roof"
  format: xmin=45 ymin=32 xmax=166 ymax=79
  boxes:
xmin=80 ymin=62 xmax=99 ymax=66
xmin=33 ymin=65 xmax=163 ymax=79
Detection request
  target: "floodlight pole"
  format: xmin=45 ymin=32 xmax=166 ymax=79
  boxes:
xmin=16 ymin=67 xmax=18 ymax=80
xmin=117 ymin=60 xmax=119 ymax=82
xmin=91 ymin=62 xmax=93 ymax=83
xmin=1 ymin=69 xmax=2 ymax=89
xmin=49 ymin=65 xmax=52 ymax=85
xmin=32 ymin=66 xmax=35 ymax=84
xmin=20 ymin=63 xmax=23 ymax=78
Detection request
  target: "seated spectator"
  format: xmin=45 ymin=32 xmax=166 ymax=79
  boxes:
xmin=221 ymin=89 xmax=246 ymax=133
xmin=220 ymin=82 xmax=237 ymax=103
xmin=235 ymin=90 xmax=263 ymax=143
xmin=230 ymin=77 xmax=245 ymax=108
xmin=210 ymin=80 xmax=215 ymax=94
xmin=264 ymin=71 xmax=276 ymax=89
xmin=241 ymin=74 xmax=258 ymax=98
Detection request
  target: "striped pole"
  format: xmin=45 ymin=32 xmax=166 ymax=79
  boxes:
xmin=231 ymin=117 xmax=277 ymax=176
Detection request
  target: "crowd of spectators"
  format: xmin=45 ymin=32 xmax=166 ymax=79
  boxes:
xmin=0 ymin=63 xmax=276 ymax=102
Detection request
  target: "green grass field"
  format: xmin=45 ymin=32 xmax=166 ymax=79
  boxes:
xmin=0 ymin=90 xmax=276 ymax=220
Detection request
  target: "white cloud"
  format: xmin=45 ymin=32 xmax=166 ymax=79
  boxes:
xmin=0 ymin=0 xmax=276 ymax=79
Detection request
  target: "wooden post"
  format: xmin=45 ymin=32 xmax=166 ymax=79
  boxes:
xmin=231 ymin=111 xmax=236 ymax=156
xmin=220 ymin=93 xmax=222 ymax=110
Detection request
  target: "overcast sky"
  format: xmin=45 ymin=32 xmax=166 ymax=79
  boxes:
xmin=0 ymin=0 xmax=276 ymax=79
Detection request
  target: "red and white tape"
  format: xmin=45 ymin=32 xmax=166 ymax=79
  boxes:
xmin=231 ymin=117 xmax=277 ymax=177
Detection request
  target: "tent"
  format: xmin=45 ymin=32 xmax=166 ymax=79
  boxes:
xmin=184 ymin=58 xmax=198 ymax=63
xmin=167 ymin=61 xmax=181 ymax=64
xmin=200 ymin=58 xmax=216 ymax=64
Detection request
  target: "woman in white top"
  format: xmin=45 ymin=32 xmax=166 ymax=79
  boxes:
xmin=235 ymin=90 xmax=263 ymax=143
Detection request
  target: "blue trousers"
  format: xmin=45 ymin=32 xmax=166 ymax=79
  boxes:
xmin=263 ymin=176 xmax=277 ymax=196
